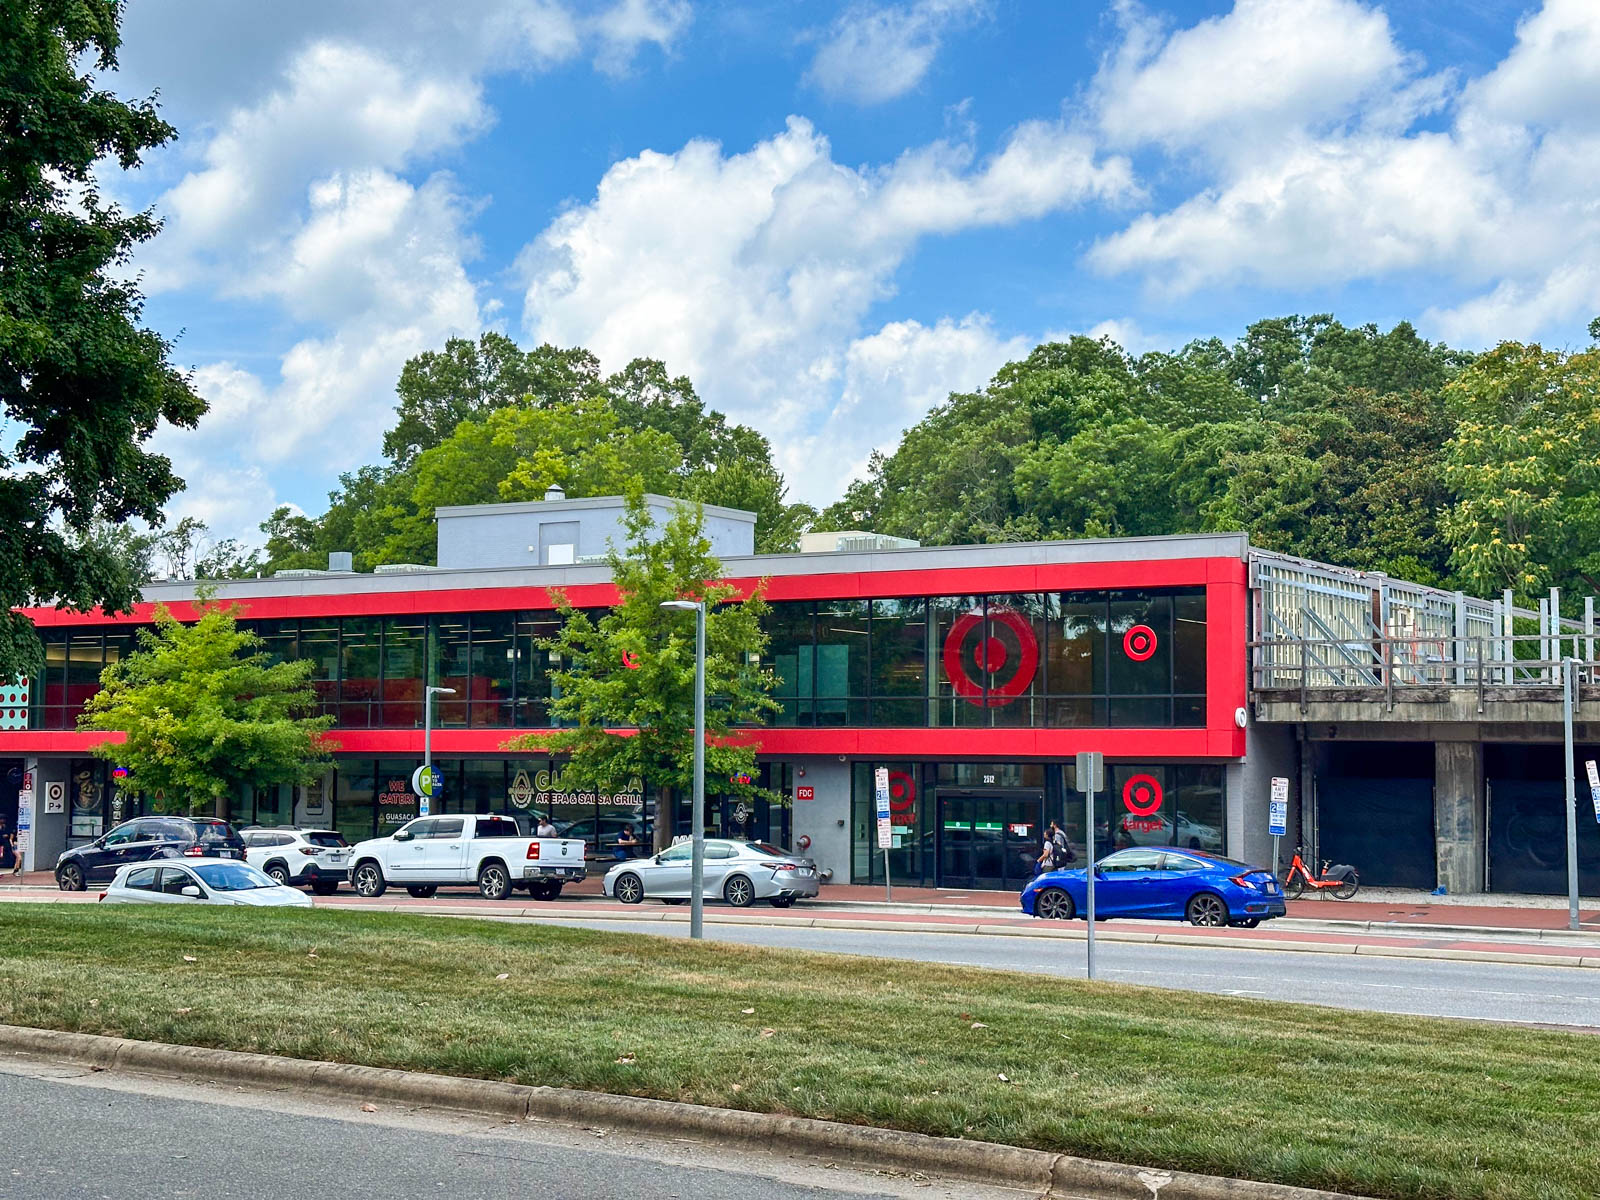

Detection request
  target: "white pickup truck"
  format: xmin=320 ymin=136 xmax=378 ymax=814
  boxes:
xmin=347 ymin=814 xmax=587 ymax=901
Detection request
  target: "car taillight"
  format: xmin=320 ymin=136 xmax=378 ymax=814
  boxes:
xmin=298 ymin=847 xmax=320 ymax=856
xmin=184 ymin=846 xmax=205 ymax=856
xmin=1229 ymin=874 xmax=1255 ymax=888
xmin=97 ymin=892 xmax=107 ymax=902
xmin=760 ymin=861 xmax=797 ymax=871
xmin=526 ymin=843 xmax=541 ymax=860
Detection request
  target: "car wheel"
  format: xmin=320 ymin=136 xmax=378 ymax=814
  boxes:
xmin=1186 ymin=892 xmax=1229 ymax=927
xmin=310 ymin=881 xmax=338 ymax=896
xmin=723 ymin=875 xmax=755 ymax=908
xmin=264 ymin=862 xmax=291 ymax=887
xmin=352 ymin=862 xmax=387 ymax=898
xmin=1035 ymin=887 xmax=1075 ymax=921
xmin=406 ymin=885 xmax=438 ymax=898
xmin=768 ymin=896 xmax=796 ymax=908
xmin=1229 ymin=918 xmax=1261 ymax=929
xmin=57 ymin=862 xmax=85 ymax=892
xmin=478 ymin=862 xmax=511 ymax=900
xmin=613 ymin=873 xmax=644 ymax=905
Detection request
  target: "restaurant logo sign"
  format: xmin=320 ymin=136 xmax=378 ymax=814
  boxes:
xmin=532 ymin=766 xmax=644 ymax=812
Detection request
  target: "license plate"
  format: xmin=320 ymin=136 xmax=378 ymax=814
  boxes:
xmin=326 ymin=853 xmax=347 ymax=863
xmin=798 ymin=868 xmax=814 ymax=877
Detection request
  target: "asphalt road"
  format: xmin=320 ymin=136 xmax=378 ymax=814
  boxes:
xmin=0 ymin=1060 xmax=1025 ymax=1200
xmin=540 ymin=917 xmax=1600 ymax=1028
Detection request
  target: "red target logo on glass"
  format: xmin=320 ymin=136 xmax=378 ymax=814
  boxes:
xmin=1122 ymin=624 xmax=1158 ymax=662
xmin=888 ymin=770 xmax=916 ymax=819
xmin=941 ymin=607 xmax=1040 ymax=707
xmin=1122 ymin=773 xmax=1164 ymax=817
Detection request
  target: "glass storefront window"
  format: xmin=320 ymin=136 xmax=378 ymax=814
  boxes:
xmin=984 ymin=594 xmax=1048 ymax=729
xmin=335 ymin=761 xmax=376 ymax=844
xmin=299 ymin=623 xmax=340 ymax=718
xmin=340 ymin=618 xmax=381 ymax=728
xmin=850 ymin=761 xmax=928 ymax=885
xmin=514 ymin=614 xmax=560 ymax=727
xmin=382 ymin=617 xmax=426 ymax=727
xmin=868 ymin=598 xmax=927 ymax=726
xmin=1064 ymin=762 xmax=1227 ymax=863
xmin=815 ymin=601 xmax=869 ymax=727
xmin=461 ymin=758 xmax=506 ymax=814
xmin=430 ymin=616 xmax=470 ymax=726
xmin=763 ymin=602 xmax=814 ymax=726
xmin=931 ymin=596 xmax=986 ymax=727
xmin=469 ymin=614 xmax=516 ymax=727
xmin=252 ymin=620 xmax=299 ymax=666
xmin=374 ymin=758 xmax=421 ymax=832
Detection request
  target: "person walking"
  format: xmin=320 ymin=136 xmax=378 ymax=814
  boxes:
xmin=1035 ymin=827 xmax=1058 ymax=875
xmin=535 ymin=814 xmax=558 ymax=838
xmin=1048 ymin=820 xmax=1075 ymax=865
xmin=0 ymin=817 xmax=14 ymax=873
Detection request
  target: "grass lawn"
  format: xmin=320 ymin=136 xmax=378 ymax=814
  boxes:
xmin=1 ymin=904 xmax=1594 ymax=1200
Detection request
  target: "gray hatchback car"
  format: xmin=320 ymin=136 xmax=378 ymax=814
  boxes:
xmin=603 ymin=839 xmax=820 ymax=908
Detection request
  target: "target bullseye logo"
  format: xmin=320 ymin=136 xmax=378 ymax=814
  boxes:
xmin=1122 ymin=624 xmax=1158 ymax=662
xmin=888 ymin=770 xmax=915 ymax=816
xmin=1122 ymin=774 xmax=1163 ymax=817
xmin=941 ymin=607 xmax=1040 ymax=706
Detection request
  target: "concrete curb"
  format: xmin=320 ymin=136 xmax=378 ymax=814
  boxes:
xmin=0 ymin=1024 xmax=1370 ymax=1200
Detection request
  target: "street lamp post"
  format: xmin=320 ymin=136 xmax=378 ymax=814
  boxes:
xmin=661 ymin=599 xmax=706 ymax=940
xmin=423 ymin=686 xmax=456 ymax=816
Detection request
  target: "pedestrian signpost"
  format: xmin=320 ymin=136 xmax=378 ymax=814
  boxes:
xmin=1269 ymin=776 xmax=1289 ymax=883
xmin=874 ymin=767 xmax=893 ymax=901
xmin=1587 ymin=760 xmax=1600 ymax=825
xmin=1075 ymin=750 xmax=1103 ymax=980
xmin=15 ymin=769 xmax=33 ymax=872
xmin=410 ymin=764 xmax=441 ymax=817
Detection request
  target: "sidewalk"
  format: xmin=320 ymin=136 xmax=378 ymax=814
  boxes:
xmin=8 ymin=867 xmax=1600 ymax=936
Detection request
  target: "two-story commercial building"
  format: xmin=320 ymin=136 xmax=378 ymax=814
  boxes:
xmin=2 ymin=490 xmax=1595 ymax=895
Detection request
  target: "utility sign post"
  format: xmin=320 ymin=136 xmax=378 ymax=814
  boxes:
xmin=1075 ymin=751 xmax=1104 ymax=980
xmin=410 ymin=764 xmax=441 ymax=817
xmin=874 ymin=767 xmax=893 ymax=901
xmin=1587 ymin=760 xmax=1600 ymax=824
xmin=1269 ymin=776 xmax=1289 ymax=881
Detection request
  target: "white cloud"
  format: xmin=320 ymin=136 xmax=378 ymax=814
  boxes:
xmin=1094 ymin=0 xmax=1432 ymax=154
xmin=592 ymin=0 xmax=693 ymax=75
xmin=518 ymin=115 xmax=1132 ymax=502
xmin=818 ymin=314 xmax=1030 ymax=485
xmin=1086 ymin=0 xmax=1600 ymax=343
xmin=807 ymin=0 xmax=989 ymax=105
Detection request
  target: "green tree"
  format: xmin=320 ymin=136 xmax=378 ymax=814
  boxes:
xmin=504 ymin=496 xmax=778 ymax=853
xmin=0 ymin=0 xmax=206 ymax=681
xmin=1441 ymin=342 xmax=1600 ymax=603
xmin=384 ymin=334 xmax=602 ymax=466
xmin=79 ymin=596 xmax=335 ymax=816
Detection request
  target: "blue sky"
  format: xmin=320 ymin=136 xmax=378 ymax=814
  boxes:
xmin=97 ymin=0 xmax=1597 ymax=545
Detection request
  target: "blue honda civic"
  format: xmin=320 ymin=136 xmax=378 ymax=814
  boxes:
xmin=1020 ymin=846 xmax=1287 ymax=927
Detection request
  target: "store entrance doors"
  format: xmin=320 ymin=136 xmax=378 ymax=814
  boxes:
xmin=937 ymin=791 xmax=1043 ymax=890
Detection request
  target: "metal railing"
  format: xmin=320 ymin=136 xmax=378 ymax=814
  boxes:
xmin=1251 ymin=633 xmax=1600 ymax=713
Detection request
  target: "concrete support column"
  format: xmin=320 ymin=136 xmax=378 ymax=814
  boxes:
xmin=1434 ymin=742 xmax=1484 ymax=894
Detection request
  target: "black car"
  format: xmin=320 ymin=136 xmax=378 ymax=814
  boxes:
xmin=55 ymin=817 xmax=246 ymax=891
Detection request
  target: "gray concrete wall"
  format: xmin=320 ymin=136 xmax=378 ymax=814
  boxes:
xmin=783 ymin=756 xmax=852 ymax=884
xmin=1235 ymin=721 xmax=1299 ymax=868
xmin=1434 ymin=741 xmax=1484 ymax=893
xmin=436 ymin=495 xmax=755 ymax=570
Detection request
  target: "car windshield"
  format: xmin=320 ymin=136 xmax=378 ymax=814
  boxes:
xmin=305 ymin=831 xmax=347 ymax=847
xmin=746 ymin=842 xmax=790 ymax=856
xmin=191 ymin=862 xmax=277 ymax=891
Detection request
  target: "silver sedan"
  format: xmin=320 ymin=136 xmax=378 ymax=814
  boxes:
xmin=603 ymin=840 xmax=820 ymax=908
xmin=100 ymin=858 xmax=314 ymax=908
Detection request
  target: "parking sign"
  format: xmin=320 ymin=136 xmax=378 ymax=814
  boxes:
xmin=1269 ymin=777 xmax=1289 ymax=837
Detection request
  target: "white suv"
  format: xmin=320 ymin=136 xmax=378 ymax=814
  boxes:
xmin=240 ymin=827 xmax=351 ymax=894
